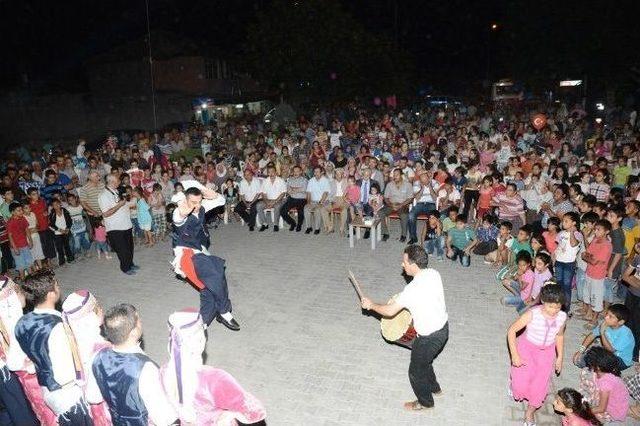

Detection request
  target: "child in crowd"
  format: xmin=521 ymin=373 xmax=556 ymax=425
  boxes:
xmin=66 ymin=194 xmax=92 ymax=258
xmin=222 ymin=178 xmax=239 ymax=221
xmin=472 ymin=214 xmax=499 ymax=255
xmin=368 ymin=185 xmax=384 ymax=217
xmin=496 ymin=224 xmax=533 ymax=283
xmin=553 ymin=388 xmax=602 ymax=426
xmin=581 ymin=220 xmax=613 ymax=326
xmin=21 ymin=202 xmax=43 ymax=270
xmin=445 ymin=214 xmax=475 ymax=267
xmin=0 ymin=215 xmax=14 ymax=274
xmin=576 ymin=212 xmax=598 ymax=314
xmin=485 ymin=221 xmax=514 ymax=265
xmin=581 ymin=347 xmax=630 ymax=423
xmin=150 ymin=183 xmax=167 ymax=241
xmin=476 ymin=175 xmax=495 ymax=221
xmin=6 ymin=203 xmax=33 ymax=280
xmin=605 ymin=208 xmax=625 ymax=309
xmin=421 ymin=211 xmax=444 ymax=261
xmin=441 ymin=206 xmax=458 ymax=234
xmin=555 ymin=211 xmax=582 ymax=313
xmin=127 ymin=185 xmax=141 ymax=241
xmin=501 ymin=251 xmax=534 ymax=313
xmin=344 ymin=176 xmax=362 ymax=223
xmin=134 ymin=187 xmax=154 ymax=246
xmin=530 ymin=252 xmax=554 ymax=305
xmin=542 ymin=216 xmax=560 ymax=255
xmin=573 ymin=304 xmax=634 ymax=371
xmin=508 ymin=284 xmax=567 ymax=426
xmin=48 ymin=198 xmax=74 ymax=266
xmin=529 ymin=233 xmax=547 ymax=256
xmin=94 ymin=219 xmax=111 ymax=259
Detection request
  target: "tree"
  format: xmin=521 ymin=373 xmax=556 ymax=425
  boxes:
xmin=243 ymin=0 xmax=414 ymax=100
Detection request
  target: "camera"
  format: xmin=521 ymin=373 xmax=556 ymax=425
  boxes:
xmin=117 ymin=186 xmax=131 ymax=202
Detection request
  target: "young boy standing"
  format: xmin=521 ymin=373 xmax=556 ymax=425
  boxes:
xmin=606 ymin=208 xmax=626 ymax=306
xmin=582 ymin=219 xmax=613 ymax=326
xmin=6 ymin=203 xmax=33 ymax=280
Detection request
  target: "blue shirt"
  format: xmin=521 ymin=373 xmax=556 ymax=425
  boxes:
xmin=592 ymin=323 xmax=635 ymax=367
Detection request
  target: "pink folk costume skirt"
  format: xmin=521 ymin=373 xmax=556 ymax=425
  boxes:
xmin=15 ymin=371 xmax=58 ymax=426
xmin=510 ymin=336 xmax=556 ymax=408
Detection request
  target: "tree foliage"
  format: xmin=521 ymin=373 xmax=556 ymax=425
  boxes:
xmin=243 ymin=0 xmax=414 ymax=100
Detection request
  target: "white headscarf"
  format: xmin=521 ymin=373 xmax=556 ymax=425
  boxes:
xmin=163 ymin=309 xmax=205 ymax=423
xmin=61 ymin=290 xmax=106 ymax=369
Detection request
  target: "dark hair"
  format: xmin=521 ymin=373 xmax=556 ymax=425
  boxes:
xmin=26 ymin=187 xmax=39 ymax=196
xmin=184 ymin=187 xmax=202 ymax=198
xmin=500 ymin=221 xmax=513 ymax=231
xmin=8 ymin=202 xmax=22 ymax=213
xmin=556 ymin=388 xmax=602 ymax=426
xmin=456 ymin=214 xmax=468 ymax=223
xmin=535 ymin=252 xmax=552 ymax=268
xmin=103 ymin=303 xmax=139 ymax=345
xmin=563 ymin=211 xmax=580 ymax=227
xmin=447 ymin=206 xmax=458 ymax=215
xmin=607 ymin=205 xmax=625 ymax=220
xmin=595 ymin=219 xmax=612 ymax=233
xmin=483 ymin=214 xmax=497 ymax=225
xmin=152 ymin=183 xmax=162 ymax=192
xmin=515 ymin=251 xmax=532 ymax=265
xmin=607 ymin=303 xmax=630 ymax=324
xmin=584 ymin=346 xmax=621 ymax=376
xmin=581 ymin=211 xmax=599 ymax=225
xmin=540 ymin=284 xmax=564 ymax=305
xmin=404 ymin=245 xmax=429 ymax=269
xmin=581 ymin=194 xmax=597 ymax=208
xmin=519 ymin=224 xmax=532 ymax=237
xmin=547 ymin=216 xmax=561 ymax=230
xmin=20 ymin=269 xmax=57 ymax=307
xmin=555 ymin=183 xmax=569 ymax=199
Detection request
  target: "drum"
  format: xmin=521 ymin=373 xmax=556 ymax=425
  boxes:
xmin=380 ymin=294 xmax=417 ymax=348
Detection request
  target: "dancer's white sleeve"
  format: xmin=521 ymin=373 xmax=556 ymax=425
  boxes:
xmin=175 ymin=180 xmax=225 ymax=212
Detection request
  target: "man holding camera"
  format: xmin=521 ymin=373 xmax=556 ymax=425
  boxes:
xmin=98 ymin=173 xmax=137 ymax=275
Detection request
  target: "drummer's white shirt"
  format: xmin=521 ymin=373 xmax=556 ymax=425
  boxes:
xmin=395 ymin=268 xmax=448 ymax=336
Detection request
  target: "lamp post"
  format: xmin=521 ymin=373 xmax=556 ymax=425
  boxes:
xmin=486 ymin=23 xmax=499 ymax=84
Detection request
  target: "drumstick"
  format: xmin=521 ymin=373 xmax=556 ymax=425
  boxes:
xmin=348 ymin=270 xmax=365 ymax=301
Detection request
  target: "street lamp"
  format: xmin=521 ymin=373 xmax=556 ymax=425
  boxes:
xmin=491 ymin=23 xmax=498 ymax=30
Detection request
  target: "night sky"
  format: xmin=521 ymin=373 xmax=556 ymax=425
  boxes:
xmin=1 ymin=0 xmax=638 ymax=93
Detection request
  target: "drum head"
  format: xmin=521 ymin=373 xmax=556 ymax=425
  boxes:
xmin=380 ymin=294 xmax=413 ymax=341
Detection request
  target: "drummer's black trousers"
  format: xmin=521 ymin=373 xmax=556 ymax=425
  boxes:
xmin=408 ymin=322 xmax=449 ymax=407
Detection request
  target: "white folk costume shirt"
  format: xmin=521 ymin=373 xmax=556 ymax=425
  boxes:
xmin=395 ymin=269 xmax=448 ymax=336
xmin=261 ymin=177 xmax=287 ymax=200
xmin=33 ymin=308 xmax=84 ymax=415
xmin=239 ymin=178 xmax=262 ymax=202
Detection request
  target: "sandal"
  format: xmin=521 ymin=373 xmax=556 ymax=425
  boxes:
xmin=403 ymin=400 xmax=432 ymax=411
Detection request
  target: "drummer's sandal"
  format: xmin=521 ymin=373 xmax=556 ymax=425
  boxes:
xmin=403 ymin=400 xmax=432 ymax=411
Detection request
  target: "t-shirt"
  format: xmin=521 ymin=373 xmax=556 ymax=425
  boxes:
xmin=554 ymin=230 xmax=583 ymax=263
xmin=623 ymin=221 xmax=640 ymax=259
xmin=448 ymin=227 xmax=475 ymax=250
xmin=66 ymin=205 xmax=86 ymax=234
xmin=585 ymin=237 xmax=613 ymax=280
xmin=442 ymin=217 xmax=455 ymax=233
xmin=531 ymin=268 xmax=553 ymax=299
xmin=396 ymin=268 xmax=448 ymax=336
xmin=595 ymin=373 xmax=629 ymax=421
xmin=29 ymin=198 xmax=49 ymax=232
xmin=519 ymin=269 xmax=535 ymax=301
xmin=98 ymin=188 xmax=132 ymax=232
xmin=591 ymin=323 xmax=635 ymax=367
xmin=510 ymin=239 xmax=533 ymax=258
xmin=6 ymin=216 xmax=29 ymax=248
xmin=609 ymin=227 xmax=626 ymax=279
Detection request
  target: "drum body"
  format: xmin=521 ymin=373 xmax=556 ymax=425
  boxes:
xmin=380 ymin=294 xmax=416 ymax=348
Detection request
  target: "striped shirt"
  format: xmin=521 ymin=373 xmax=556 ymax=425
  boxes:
xmin=78 ymin=183 xmax=105 ymax=214
xmin=524 ymin=306 xmax=566 ymax=347
xmin=492 ymin=193 xmax=525 ymax=219
xmin=589 ymin=182 xmax=610 ymax=202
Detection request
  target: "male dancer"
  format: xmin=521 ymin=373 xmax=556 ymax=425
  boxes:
xmin=171 ymin=181 xmax=240 ymax=330
xmin=14 ymin=269 xmax=94 ymax=425
xmin=361 ymin=245 xmax=449 ymax=411
xmin=90 ymin=303 xmax=177 ymax=426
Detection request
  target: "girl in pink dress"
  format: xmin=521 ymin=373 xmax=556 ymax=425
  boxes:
xmin=553 ymin=388 xmax=601 ymax=426
xmin=61 ymin=290 xmax=112 ymax=426
xmin=161 ymin=309 xmax=267 ymax=425
xmin=508 ymin=284 xmax=567 ymax=426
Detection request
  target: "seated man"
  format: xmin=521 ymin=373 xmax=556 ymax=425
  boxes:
xmin=407 ymin=170 xmax=439 ymax=244
xmin=234 ymin=170 xmax=262 ymax=231
xmin=161 ymin=309 xmax=267 ymax=425
xmin=280 ymin=166 xmax=308 ymax=232
xmin=377 ymin=168 xmax=413 ymax=242
xmin=304 ymin=167 xmax=330 ymax=235
xmin=256 ymin=165 xmax=286 ymax=232
xmin=573 ymin=303 xmax=634 ymax=370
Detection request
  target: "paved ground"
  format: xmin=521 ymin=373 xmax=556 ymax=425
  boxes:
xmin=55 ymin=222 xmax=637 ymax=425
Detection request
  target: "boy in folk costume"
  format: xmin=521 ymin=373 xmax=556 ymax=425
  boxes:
xmin=171 ymin=181 xmax=240 ymax=330
xmin=90 ymin=303 xmax=178 ymax=426
xmin=0 ymin=276 xmax=39 ymax=425
xmin=62 ymin=290 xmax=111 ymax=426
xmin=14 ymin=269 xmax=94 ymax=425
xmin=161 ymin=309 xmax=266 ymax=425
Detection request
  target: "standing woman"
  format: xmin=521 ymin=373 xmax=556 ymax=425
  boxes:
xmin=461 ymin=161 xmax=482 ymax=222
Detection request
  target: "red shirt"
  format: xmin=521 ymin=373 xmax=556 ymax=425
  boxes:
xmin=29 ymin=198 xmax=49 ymax=232
xmin=586 ymin=237 xmax=613 ymax=280
xmin=6 ymin=216 xmax=29 ymax=249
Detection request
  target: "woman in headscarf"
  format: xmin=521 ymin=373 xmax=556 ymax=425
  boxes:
xmin=161 ymin=309 xmax=266 ymax=425
xmin=61 ymin=290 xmax=111 ymax=426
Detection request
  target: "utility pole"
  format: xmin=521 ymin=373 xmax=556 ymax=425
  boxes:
xmin=145 ymin=0 xmax=158 ymax=131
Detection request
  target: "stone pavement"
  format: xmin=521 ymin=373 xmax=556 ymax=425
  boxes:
xmin=54 ymin=223 xmax=638 ymax=425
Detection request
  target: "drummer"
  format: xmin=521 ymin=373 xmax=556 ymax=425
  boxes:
xmin=361 ymin=245 xmax=449 ymax=411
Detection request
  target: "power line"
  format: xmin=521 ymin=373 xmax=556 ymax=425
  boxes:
xmin=145 ymin=0 xmax=158 ymax=130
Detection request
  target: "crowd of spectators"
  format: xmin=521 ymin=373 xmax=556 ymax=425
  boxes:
xmin=2 ymin=99 xmax=640 ymax=422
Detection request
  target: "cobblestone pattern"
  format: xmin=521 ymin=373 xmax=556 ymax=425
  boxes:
xmin=54 ymin=222 xmax=637 ymax=425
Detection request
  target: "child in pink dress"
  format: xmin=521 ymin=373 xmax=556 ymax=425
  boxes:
xmin=508 ymin=284 xmax=567 ymax=426
xmin=553 ymin=388 xmax=601 ymax=426
xmin=581 ymin=346 xmax=630 ymax=423
xmin=343 ymin=176 xmax=362 ymax=223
